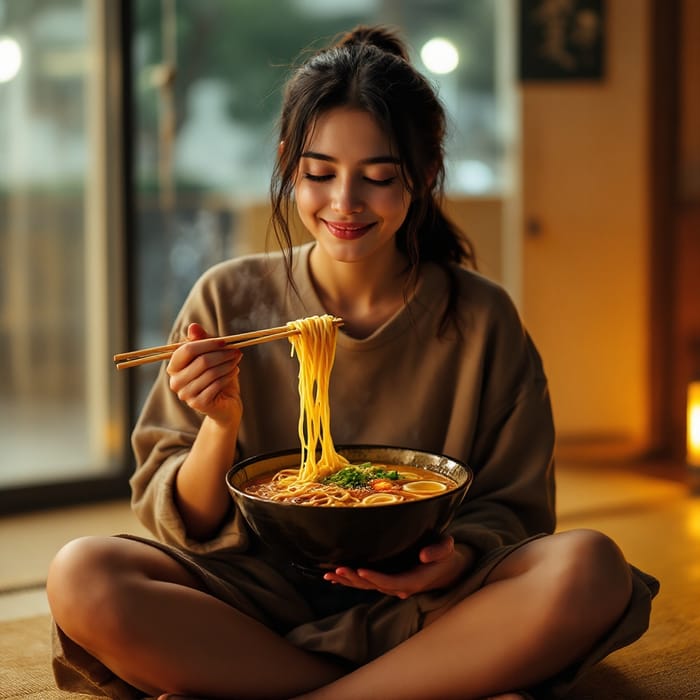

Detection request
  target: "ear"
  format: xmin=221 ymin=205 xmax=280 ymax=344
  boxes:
xmin=278 ymin=140 xmax=285 ymax=156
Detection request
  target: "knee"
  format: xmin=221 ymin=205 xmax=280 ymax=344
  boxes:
xmin=550 ymin=529 xmax=632 ymax=623
xmin=46 ymin=536 xmax=124 ymax=639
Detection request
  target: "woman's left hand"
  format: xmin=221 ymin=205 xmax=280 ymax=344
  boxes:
xmin=323 ymin=535 xmax=475 ymax=598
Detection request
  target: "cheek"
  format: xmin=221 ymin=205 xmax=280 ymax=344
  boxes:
xmin=376 ymin=190 xmax=411 ymax=222
xmin=294 ymin=183 xmax=323 ymax=219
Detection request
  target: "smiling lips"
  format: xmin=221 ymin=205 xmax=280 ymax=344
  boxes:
xmin=324 ymin=220 xmax=375 ymax=240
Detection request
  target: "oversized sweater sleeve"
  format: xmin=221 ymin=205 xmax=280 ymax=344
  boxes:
xmin=445 ymin=284 xmax=556 ymax=556
xmin=128 ymin=266 xmax=251 ymax=553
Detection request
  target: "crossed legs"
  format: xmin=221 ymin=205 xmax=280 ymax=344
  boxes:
xmin=46 ymin=528 xmax=632 ymax=699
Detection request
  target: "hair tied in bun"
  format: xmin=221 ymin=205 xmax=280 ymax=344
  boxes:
xmin=335 ymin=25 xmax=410 ymax=61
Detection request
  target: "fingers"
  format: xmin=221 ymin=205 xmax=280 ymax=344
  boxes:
xmin=176 ymin=362 xmax=241 ymax=413
xmin=186 ymin=322 xmax=209 ymax=341
xmin=168 ymin=336 xmax=232 ymax=374
xmin=169 ymin=347 xmax=240 ymax=394
xmin=323 ymin=535 xmax=462 ymax=598
xmin=165 ymin=333 xmax=242 ymax=418
xmin=419 ymin=534 xmax=454 ymax=564
xmin=323 ymin=567 xmax=413 ymax=599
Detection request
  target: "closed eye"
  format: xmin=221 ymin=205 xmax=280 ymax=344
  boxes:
xmin=304 ymin=173 xmax=333 ymax=182
xmin=365 ymin=176 xmax=396 ymax=186
xmin=303 ymin=173 xmax=397 ymax=186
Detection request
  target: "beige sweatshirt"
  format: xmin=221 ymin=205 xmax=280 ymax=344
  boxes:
xmin=130 ymin=242 xmax=556 ymax=557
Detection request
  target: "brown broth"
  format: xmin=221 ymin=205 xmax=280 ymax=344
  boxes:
xmin=242 ymin=463 xmax=458 ymax=506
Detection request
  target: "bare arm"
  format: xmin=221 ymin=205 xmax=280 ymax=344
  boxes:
xmin=166 ymin=323 xmax=243 ymax=540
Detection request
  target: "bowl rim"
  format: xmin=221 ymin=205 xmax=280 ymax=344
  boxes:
xmin=226 ymin=444 xmax=473 ymax=510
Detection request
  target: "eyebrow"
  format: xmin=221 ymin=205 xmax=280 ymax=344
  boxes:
xmin=300 ymin=151 xmax=400 ymax=165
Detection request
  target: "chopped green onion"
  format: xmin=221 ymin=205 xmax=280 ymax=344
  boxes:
xmin=321 ymin=463 xmax=399 ymax=488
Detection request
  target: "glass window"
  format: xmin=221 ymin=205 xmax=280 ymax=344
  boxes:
xmin=0 ymin=0 xmax=127 ymax=494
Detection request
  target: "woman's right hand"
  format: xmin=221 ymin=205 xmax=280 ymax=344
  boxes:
xmin=166 ymin=322 xmax=243 ymax=427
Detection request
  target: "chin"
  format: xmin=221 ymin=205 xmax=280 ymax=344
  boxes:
xmin=316 ymin=237 xmax=374 ymax=264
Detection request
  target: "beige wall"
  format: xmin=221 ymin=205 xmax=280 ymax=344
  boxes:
xmin=518 ymin=0 xmax=651 ymax=454
xmin=444 ymin=197 xmax=504 ymax=283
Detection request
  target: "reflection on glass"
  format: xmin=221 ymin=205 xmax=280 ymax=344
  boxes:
xmin=0 ymin=0 xmax=124 ymax=489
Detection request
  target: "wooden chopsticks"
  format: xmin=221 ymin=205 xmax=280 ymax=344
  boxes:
xmin=113 ymin=317 xmax=343 ymax=370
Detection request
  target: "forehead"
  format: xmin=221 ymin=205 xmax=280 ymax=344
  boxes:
xmin=303 ymin=107 xmax=396 ymax=159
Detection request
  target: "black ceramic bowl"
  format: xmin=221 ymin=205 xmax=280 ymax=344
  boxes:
xmin=226 ymin=445 xmax=473 ymax=572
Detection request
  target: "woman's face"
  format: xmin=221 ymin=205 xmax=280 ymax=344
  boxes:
xmin=293 ymin=107 xmax=411 ymax=265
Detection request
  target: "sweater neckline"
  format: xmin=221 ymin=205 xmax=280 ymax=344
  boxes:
xmin=289 ymin=242 xmax=448 ymax=350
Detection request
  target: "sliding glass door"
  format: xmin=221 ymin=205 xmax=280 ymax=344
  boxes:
xmin=0 ymin=0 xmax=129 ymax=511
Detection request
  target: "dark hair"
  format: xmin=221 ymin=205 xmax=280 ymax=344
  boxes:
xmin=270 ymin=25 xmax=476 ymax=329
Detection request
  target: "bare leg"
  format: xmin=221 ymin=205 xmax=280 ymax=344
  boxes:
xmin=292 ymin=529 xmax=633 ymax=700
xmin=48 ymin=529 xmax=631 ymax=700
xmin=46 ymin=536 xmax=346 ymax=698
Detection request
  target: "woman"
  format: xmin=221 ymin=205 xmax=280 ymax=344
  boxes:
xmin=47 ymin=25 xmax=658 ymax=700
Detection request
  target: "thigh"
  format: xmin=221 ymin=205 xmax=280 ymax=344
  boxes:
xmin=113 ymin=535 xmax=208 ymax=589
xmin=481 ymin=533 xmax=558 ymax=584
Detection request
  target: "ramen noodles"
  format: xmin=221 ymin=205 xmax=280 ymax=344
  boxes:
xmin=241 ymin=315 xmax=458 ymax=506
xmin=287 ymin=314 xmax=349 ymax=482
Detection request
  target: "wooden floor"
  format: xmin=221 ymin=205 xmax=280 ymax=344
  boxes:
xmin=1 ymin=457 xmax=698 ymax=698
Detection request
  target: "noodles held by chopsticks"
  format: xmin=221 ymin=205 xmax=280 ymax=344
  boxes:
xmin=287 ymin=315 xmax=349 ymax=482
xmin=242 ymin=315 xmax=450 ymax=507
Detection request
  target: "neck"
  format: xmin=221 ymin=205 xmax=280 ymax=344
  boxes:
xmin=308 ymin=245 xmax=411 ymax=338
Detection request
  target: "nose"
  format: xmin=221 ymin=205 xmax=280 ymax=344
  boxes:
xmin=331 ymin=177 xmax=364 ymax=214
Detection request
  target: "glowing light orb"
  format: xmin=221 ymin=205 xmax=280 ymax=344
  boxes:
xmin=0 ymin=36 xmax=22 ymax=83
xmin=420 ymin=37 xmax=459 ymax=75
